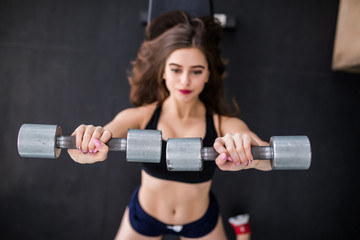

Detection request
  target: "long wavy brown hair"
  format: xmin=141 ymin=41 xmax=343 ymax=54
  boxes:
xmin=128 ymin=11 xmax=235 ymax=116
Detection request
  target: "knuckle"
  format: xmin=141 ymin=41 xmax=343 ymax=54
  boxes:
xmin=85 ymin=125 xmax=94 ymax=132
xmin=227 ymin=146 xmax=236 ymax=153
xmin=104 ymin=130 xmax=112 ymax=138
xmin=214 ymin=137 xmax=222 ymax=144
xmin=244 ymin=143 xmax=251 ymax=150
xmin=76 ymin=125 xmax=85 ymax=132
xmin=243 ymin=134 xmax=252 ymax=141
xmin=224 ymin=133 xmax=232 ymax=138
xmin=95 ymin=126 xmax=103 ymax=131
xmin=93 ymin=130 xmax=101 ymax=137
xmin=234 ymin=133 xmax=242 ymax=138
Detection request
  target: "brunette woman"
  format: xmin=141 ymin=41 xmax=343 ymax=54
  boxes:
xmin=68 ymin=11 xmax=271 ymax=240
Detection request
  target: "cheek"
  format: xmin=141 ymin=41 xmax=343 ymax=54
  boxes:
xmin=164 ymin=78 xmax=176 ymax=91
xmin=163 ymin=70 xmax=175 ymax=86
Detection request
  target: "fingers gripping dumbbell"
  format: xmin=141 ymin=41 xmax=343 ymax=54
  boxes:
xmin=166 ymin=136 xmax=311 ymax=171
xmin=17 ymin=124 xmax=162 ymax=163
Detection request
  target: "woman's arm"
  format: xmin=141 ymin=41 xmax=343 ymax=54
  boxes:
xmin=67 ymin=104 xmax=155 ymax=164
xmin=213 ymin=116 xmax=272 ymax=171
xmin=104 ymin=106 xmax=150 ymax=138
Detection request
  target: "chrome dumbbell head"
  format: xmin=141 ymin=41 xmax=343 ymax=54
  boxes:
xmin=270 ymin=136 xmax=311 ymax=170
xmin=17 ymin=124 xmax=62 ymax=159
xmin=126 ymin=129 xmax=162 ymax=163
xmin=166 ymin=138 xmax=203 ymax=171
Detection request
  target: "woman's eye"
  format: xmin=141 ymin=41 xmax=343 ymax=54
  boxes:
xmin=171 ymin=68 xmax=180 ymax=73
xmin=193 ymin=70 xmax=203 ymax=75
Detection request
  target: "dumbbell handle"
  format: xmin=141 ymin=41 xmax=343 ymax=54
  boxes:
xmin=57 ymin=136 xmax=127 ymax=151
xmin=201 ymin=146 xmax=273 ymax=161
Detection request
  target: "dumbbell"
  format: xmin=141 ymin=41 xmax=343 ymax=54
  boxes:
xmin=18 ymin=124 xmax=312 ymax=171
xmin=17 ymin=124 xmax=162 ymax=163
xmin=166 ymin=136 xmax=311 ymax=171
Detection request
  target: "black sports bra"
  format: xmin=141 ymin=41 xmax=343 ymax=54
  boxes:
xmin=142 ymin=105 xmax=218 ymax=183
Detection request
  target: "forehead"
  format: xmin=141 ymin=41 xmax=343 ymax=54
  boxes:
xmin=165 ymin=48 xmax=208 ymax=67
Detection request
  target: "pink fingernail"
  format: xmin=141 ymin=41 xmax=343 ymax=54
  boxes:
xmin=93 ymin=138 xmax=102 ymax=147
xmin=220 ymin=153 xmax=227 ymax=161
xmin=78 ymin=147 xmax=81 ymax=152
xmin=94 ymin=148 xmax=98 ymax=154
xmin=236 ymin=162 xmax=241 ymax=166
xmin=227 ymin=156 xmax=233 ymax=161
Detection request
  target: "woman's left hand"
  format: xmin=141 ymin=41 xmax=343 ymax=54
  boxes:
xmin=213 ymin=133 xmax=261 ymax=171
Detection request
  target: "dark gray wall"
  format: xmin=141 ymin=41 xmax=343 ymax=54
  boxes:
xmin=1 ymin=0 xmax=359 ymax=239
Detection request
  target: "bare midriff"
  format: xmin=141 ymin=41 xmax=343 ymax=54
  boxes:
xmin=139 ymin=170 xmax=212 ymax=225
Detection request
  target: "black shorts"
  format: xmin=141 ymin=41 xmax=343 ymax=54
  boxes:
xmin=128 ymin=186 xmax=219 ymax=238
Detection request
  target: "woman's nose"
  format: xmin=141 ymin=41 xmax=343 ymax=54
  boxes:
xmin=180 ymin=73 xmax=190 ymax=86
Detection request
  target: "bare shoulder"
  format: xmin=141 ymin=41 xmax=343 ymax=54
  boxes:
xmin=113 ymin=102 xmax=157 ymax=127
xmin=219 ymin=115 xmax=250 ymax=134
xmin=137 ymin=102 xmax=158 ymax=128
xmin=104 ymin=102 xmax=158 ymax=137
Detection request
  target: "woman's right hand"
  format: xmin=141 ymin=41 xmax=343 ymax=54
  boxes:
xmin=67 ymin=124 xmax=112 ymax=164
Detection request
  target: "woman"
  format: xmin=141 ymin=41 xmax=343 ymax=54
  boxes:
xmin=68 ymin=11 xmax=272 ymax=240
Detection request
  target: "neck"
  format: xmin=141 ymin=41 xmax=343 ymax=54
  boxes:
xmin=163 ymin=97 xmax=205 ymax=119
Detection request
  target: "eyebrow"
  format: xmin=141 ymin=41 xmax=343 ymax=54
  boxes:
xmin=169 ymin=63 xmax=206 ymax=69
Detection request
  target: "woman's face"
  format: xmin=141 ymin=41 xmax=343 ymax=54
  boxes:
xmin=163 ymin=47 xmax=210 ymax=103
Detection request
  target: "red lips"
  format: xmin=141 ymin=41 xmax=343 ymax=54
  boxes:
xmin=179 ymin=89 xmax=192 ymax=95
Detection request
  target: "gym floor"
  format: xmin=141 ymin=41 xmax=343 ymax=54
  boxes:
xmin=1 ymin=0 xmax=359 ymax=239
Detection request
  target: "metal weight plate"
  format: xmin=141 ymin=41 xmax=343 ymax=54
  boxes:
xmin=166 ymin=138 xmax=203 ymax=171
xmin=17 ymin=124 xmax=62 ymax=159
xmin=126 ymin=129 xmax=162 ymax=163
xmin=270 ymin=136 xmax=311 ymax=170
